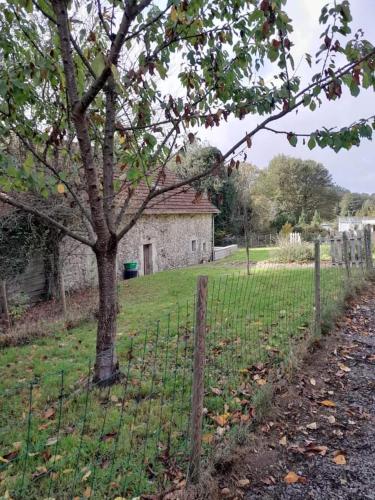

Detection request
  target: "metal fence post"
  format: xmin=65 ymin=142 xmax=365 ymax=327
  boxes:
xmin=188 ymin=275 xmax=208 ymax=484
xmin=314 ymin=240 xmax=321 ymax=337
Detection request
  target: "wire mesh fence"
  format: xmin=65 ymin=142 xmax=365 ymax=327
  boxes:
xmin=0 ymin=234 xmax=373 ymax=499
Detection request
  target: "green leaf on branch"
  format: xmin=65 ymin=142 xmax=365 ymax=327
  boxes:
xmin=349 ymin=79 xmax=360 ymax=97
xmin=23 ymin=153 xmax=34 ymax=174
xmin=92 ymin=53 xmax=106 ymax=77
xmin=287 ymin=133 xmax=298 ymax=147
xmin=308 ymin=136 xmax=316 ymax=150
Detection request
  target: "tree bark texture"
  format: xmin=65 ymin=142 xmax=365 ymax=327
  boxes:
xmin=93 ymin=237 xmax=120 ymax=384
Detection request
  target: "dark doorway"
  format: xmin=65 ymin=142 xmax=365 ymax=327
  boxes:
xmin=143 ymin=244 xmax=153 ymax=275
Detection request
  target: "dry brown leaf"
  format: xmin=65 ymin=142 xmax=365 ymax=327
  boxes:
xmin=237 ymin=478 xmax=250 ymax=487
xmin=305 ymin=444 xmax=328 ymax=456
xmin=100 ymin=431 xmax=117 ymax=442
xmin=202 ymin=433 xmax=214 ymax=444
xmin=320 ymin=400 xmax=336 ymax=407
xmin=43 ymin=407 xmax=55 ymax=420
xmin=211 ymin=413 xmax=230 ymax=426
xmin=284 ymin=471 xmax=306 ymax=484
xmin=279 ymin=435 xmax=287 ymax=446
xmin=83 ymin=486 xmax=92 ymax=498
xmin=82 ymin=469 xmax=92 ymax=481
xmin=338 ymin=363 xmax=351 ymax=372
xmin=38 ymin=422 xmax=52 ymax=431
xmin=256 ymin=378 xmax=267 ymax=386
xmin=211 ymin=387 xmax=222 ymax=396
xmin=333 ymin=453 xmax=346 ymax=465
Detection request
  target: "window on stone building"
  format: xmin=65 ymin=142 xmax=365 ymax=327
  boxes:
xmin=202 ymin=241 xmax=207 ymax=252
xmin=191 ymin=239 xmax=197 ymax=251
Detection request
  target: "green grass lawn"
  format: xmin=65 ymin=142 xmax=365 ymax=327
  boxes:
xmin=0 ymin=248 xmax=367 ymax=499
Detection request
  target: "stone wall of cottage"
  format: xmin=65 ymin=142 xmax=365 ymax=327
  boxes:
xmin=60 ymin=213 xmax=213 ymax=290
xmin=60 ymin=237 xmax=97 ymax=290
xmin=117 ymin=213 xmax=213 ymax=276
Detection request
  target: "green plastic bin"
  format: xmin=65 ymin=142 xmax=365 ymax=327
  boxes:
xmin=124 ymin=261 xmax=138 ymax=271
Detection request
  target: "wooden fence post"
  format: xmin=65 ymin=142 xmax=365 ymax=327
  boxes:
xmin=60 ymin=272 xmax=67 ymax=318
xmin=364 ymin=225 xmax=373 ymax=272
xmin=314 ymin=240 xmax=321 ymax=337
xmin=1 ymin=280 xmax=11 ymax=329
xmin=188 ymin=275 xmax=208 ymax=485
xmin=342 ymin=232 xmax=351 ymax=278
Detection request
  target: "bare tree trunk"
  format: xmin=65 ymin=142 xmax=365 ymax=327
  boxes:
xmin=93 ymin=238 xmax=120 ymax=385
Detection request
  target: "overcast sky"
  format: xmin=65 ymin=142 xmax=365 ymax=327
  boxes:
xmin=198 ymin=0 xmax=375 ymax=194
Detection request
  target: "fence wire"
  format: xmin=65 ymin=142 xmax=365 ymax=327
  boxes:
xmin=0 ymin=243 xmax=372 ymax=499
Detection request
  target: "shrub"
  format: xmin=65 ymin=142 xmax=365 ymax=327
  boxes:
xmin=279 ymin=222 xmax=293 ymax=238
xmin=302 ymin=225 xmax=327 ymax=242
xmin=8 ymin=292 xmax=30 ymax=321
xmin=272 ymin=239 xmax=314 ymax=263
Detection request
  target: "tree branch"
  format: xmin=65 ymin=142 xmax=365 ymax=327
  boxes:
xmin=0 ymin=193 xmax=94 ymax=247
xmin=76 ymin=0 xmax=152 ymax=114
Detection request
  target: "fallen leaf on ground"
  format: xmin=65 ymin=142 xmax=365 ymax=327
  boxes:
xmin=211 ymin=387 xmax=222 ymax=396
xmin=304 ymin=444 xmax=328 ymax=456
xmin=338 ymin=363 xmax=351 ymax=372
xmin=83 ymin=486 xmax=92 ymax=498
xmin=306 ymin=422 xmax=318 ymax=430
xmin=261 ymin=476 xmax=276 ymax=485
xmin=82 ymin=469 xmax=91 ymax=481
xmin=327 ymin=415 xmax=336 ymax=424
xmin=237 ymin=478 xmax=250 ymax=487
xmin=256 ymin=378 xmax=267 ymax=385
xmin=46 ymin=436 xmax=58 ymax=446
xmin=31 ymin=466 xmax=48 ymax=480
xmin=100 ymin=431 xmax=117 ymax=442
xmin=284 ymin=471 xmax=307 ymax=484
xmin=202 ymin=433 xmax=214 ymax=444
xmin=279 ymin=435 xmax=287 ymax=446
xmin=333 ymin=451 xmax=347 ymax=465
xmin=211 ymin=413 xmax=230 ymax=426
xmin=320 ymin=400 xmax=336 ymax=407
xmin=309 ymin=378 xmax=316 ymax=386
xmin=49 ymin=454 xmax=62 ymax=464
xmin=43 ymin=407 xmax=56 ymax=420
xmin=1 ymin=450 xmax=19 ymax=462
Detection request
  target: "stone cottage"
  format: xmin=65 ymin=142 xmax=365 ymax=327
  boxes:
xmin=61 ymin=170 xmax=219 ymax=287
xmin=0 ymin=171 xmax=219 ymax=307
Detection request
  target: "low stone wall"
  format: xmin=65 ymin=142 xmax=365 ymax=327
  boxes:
xmin=214 ymin=244 xmax=238 ymax=260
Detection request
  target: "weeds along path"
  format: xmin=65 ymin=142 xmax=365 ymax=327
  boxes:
xmin=209 ymin=286 xmax=375 ymax=499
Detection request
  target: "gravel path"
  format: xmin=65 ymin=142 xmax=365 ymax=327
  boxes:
xmin=244 ymin=288 xmax=375 ymax=500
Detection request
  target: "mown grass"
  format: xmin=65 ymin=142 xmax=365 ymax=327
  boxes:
xmin=0 ymin=248 xmax=368 ymax=499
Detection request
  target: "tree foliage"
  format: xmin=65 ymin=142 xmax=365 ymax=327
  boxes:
xmin=253 ymin=155 xmax=340 ymax=229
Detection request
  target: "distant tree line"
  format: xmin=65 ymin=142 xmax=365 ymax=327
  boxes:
xmin=173 ymin=144 xmax=373 ymax=243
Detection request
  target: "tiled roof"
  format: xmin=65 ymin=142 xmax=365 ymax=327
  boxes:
xmin=0 ymin=171 xmax=219 ymax=220
xmin=126 ymin=170 xmax=220 ymax=215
